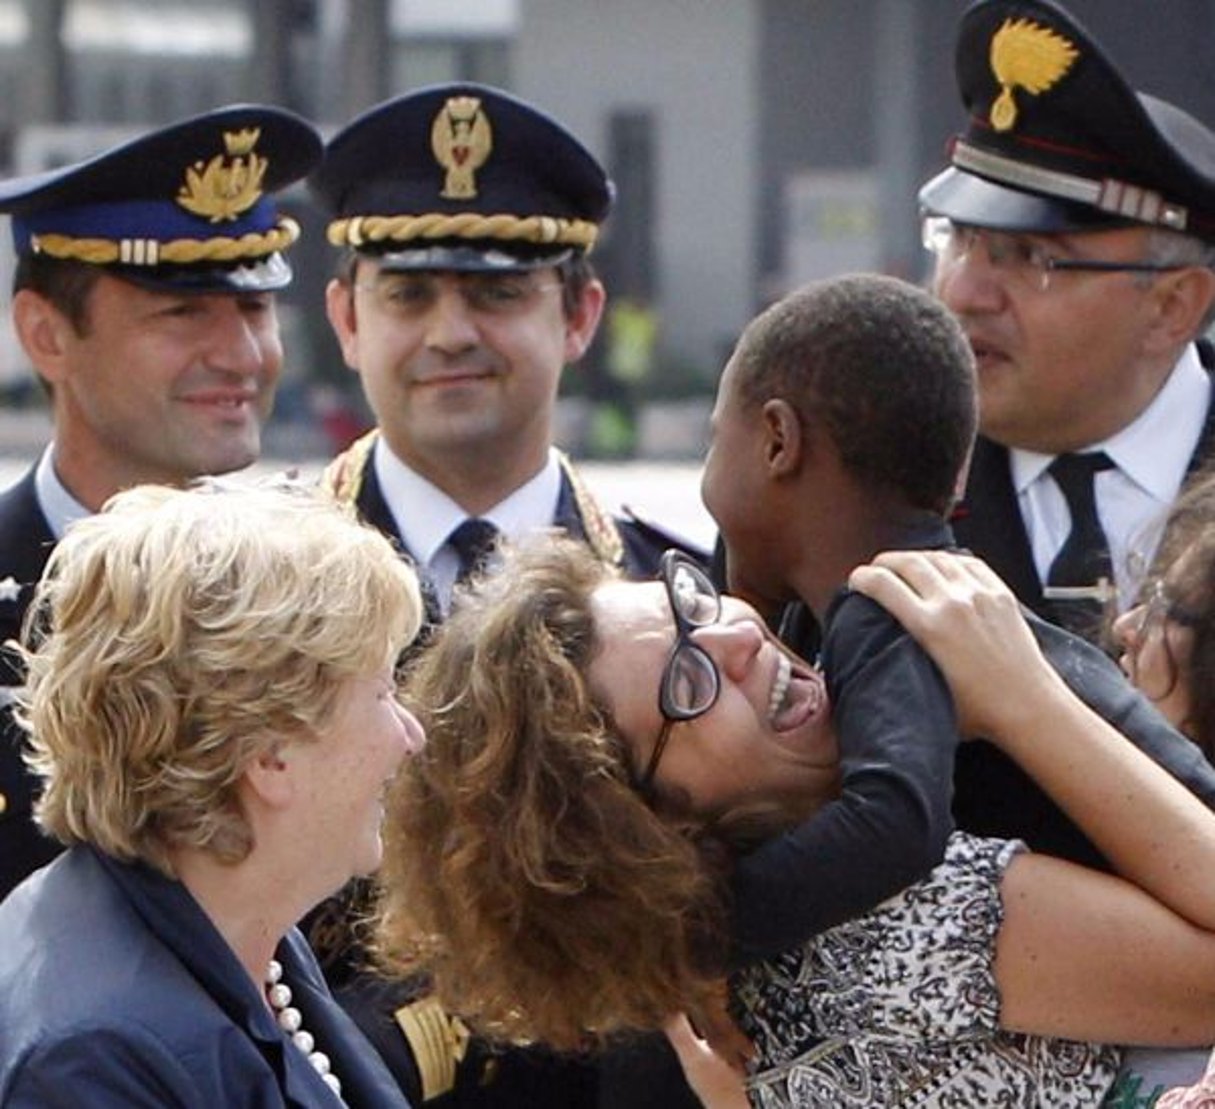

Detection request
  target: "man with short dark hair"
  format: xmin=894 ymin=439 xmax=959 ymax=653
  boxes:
xmin=305 ymin=83 xmax=702 ymax=1109
xmin=0 ymin=105 xmax=322 ymax=901
xmin=311 ymin=85 xmax=683 ymax=623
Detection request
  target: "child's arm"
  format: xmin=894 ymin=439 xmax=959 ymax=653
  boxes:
xmin=730 ymin=590 xmax=956 ymax=961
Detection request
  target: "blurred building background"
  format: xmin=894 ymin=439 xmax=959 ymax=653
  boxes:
xmin=0 ymin=0 xmax=1212 ymax=459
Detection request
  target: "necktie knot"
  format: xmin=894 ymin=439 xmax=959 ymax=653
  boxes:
xmin=448 ymin=518 xmax=500 ymax=583
xmin=1047 ymin=451 xmax=1115 ymax=511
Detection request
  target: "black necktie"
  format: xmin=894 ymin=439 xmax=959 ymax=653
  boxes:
xmin=448 ymin=518 xmax=500 ymax=584
xmin=1044 ymin=451 xmax=1116 ymax=639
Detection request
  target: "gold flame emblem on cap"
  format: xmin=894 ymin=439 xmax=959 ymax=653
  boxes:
xmin=177 ymin=128 xmax=267 ymax=223
xmin=431 ymin=97 xmax=493 ymax=200
xmin=988 ymin=18 xmax=1078 ymax=132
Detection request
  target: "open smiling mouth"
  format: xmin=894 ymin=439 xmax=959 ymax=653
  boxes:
xmin=767 ymin=652 xmax=827 ymax=732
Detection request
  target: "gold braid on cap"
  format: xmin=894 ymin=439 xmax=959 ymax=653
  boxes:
xmin=29 ymin=216 xmax=300 ymax=267
xmin=327 ymin=212 xmax=599 ymax=252
xmin=321 ymin=432 xmax=624 ymax=568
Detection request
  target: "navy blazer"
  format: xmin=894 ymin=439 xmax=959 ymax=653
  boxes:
xmin=0 ymin=847 xmax=411 ymax=1107
xmin=352 ymin=449 xmax=689 ymax=595
xmin=0 ymin=467 xmax=59 ymax=900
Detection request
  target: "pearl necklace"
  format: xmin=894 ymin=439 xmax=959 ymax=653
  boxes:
xmin=265 ymin=959 xmax=344 ymax=1101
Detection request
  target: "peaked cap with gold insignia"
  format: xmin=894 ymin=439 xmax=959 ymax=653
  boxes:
xmin=920 ymin=0 xmax=1215 ymax=242
xmin=309 ymin=82 xmax=614 ymax=272
xmin=0 ymin=104 xmax=323 ymax=292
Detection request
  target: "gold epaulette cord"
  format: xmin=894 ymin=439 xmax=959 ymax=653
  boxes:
xmin=557 ymin=450 xmax=624 ymax=568
xmin=394 ymin=995 xmax=471 ymax=1101
xmin=319 ymin=428 xmax=379 ymax=506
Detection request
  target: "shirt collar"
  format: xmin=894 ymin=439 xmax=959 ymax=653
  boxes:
xmin=1009 ymin=343 xmax=1211 ymax=497
xmin=373 ymin=440 xmax=563 ymax=565
xmin=35 ymin=445 xmax=93 ymax=540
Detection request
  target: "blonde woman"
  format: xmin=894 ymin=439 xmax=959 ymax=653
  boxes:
xmin=0 ymin=483 xmax=424 ymax=1108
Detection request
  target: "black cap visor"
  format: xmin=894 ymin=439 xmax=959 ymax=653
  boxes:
xmin=109 ymin=252 xmax=293 ymax=295
xmin=369 ymin=242 xmax=574 ymax=274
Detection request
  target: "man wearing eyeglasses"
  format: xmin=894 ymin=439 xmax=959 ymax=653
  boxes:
xmin=305 ymin=84 xmax=703 ymax=1109
xmin=919 ymin=0 xmax=1215 ymax=647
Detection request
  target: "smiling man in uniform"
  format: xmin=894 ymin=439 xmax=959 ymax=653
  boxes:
xmin=0 ymin=104 xmax=322 ymax=900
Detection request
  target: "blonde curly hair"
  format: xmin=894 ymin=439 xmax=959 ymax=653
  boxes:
xmin=16 ymin=480 xmax=422 ymax=877
xmin=376 ymin=536 xmax=730 ymax=1052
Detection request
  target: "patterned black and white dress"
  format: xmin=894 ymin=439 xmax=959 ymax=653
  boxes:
xmin=734 ymin=832 xmax=1120 ymax=1107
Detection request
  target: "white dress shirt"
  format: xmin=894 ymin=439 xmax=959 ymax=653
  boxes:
xmin=34 ymin=446 xmax=92 ymax=541
xmin=373 ymin=440 xmax=563 ymax=611
xmin=1011 ymin=343 xmax=1210 ymax=612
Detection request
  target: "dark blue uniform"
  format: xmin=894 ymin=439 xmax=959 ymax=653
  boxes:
xmin=0 ymin=102 xmax=322 ymax=902
xmin=306 ymin=81 xmax=706 ymax=1108
xmin=0 ymin=469 xmax=57 ymax=901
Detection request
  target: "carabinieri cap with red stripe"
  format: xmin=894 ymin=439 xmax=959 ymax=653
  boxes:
xmin=920 ymin=0 xmax=1215 ymax=243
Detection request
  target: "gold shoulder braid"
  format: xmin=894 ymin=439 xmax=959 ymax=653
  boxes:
xmin=557 ymin=449 xmax=624 ymax=568
xmin=320 ymin=428 xmax=379 ymax=506
xmin=320 ymin=436 xmax=623 ymax=568
xmin=394 ymin=996 xmax=472 ymax=1101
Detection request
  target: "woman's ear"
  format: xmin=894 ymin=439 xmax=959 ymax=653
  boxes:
xmin=241 ymin=743 xmax=295 ymax=810
xmin=761 ymin=398 xmax=804 ymax=478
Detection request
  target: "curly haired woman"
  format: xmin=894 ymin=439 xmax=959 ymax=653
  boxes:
xmin=376 ymin=537 xmax=1215 ymax=1107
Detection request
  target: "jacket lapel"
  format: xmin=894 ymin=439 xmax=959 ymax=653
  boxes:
xmin=951 ymin=436 xmax=1045 ymax=611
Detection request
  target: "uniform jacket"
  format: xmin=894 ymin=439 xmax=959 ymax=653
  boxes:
xmin=764 ymin=516 xmax=1215 ymax=960
xmin=0 ymin=466 xmax=58 ymax=900
xmin=951 ymin=343 xmax=1215 ymax=628
xmin=333 ymin=435 xmax=683 ymax=605
xmin=0 ymin=846 xmax=412 ymax=1108
xmin=311 ymin=433 xmax=703 ymax=1109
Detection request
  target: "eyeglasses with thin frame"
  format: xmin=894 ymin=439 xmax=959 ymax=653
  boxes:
xmin=353 ymin=270 xmax=564 ymax=318
xmin=638 ymin=550 xmax=722 ymax=790
xmin=921 ymin=215 xmax=1189 ymax=294
xmin=1132 ymin=577 xmax=1204 ymax=639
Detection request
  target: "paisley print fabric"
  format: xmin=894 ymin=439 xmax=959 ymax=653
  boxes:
xmin=735 ymin=832 xmax=1119 ymax=1107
